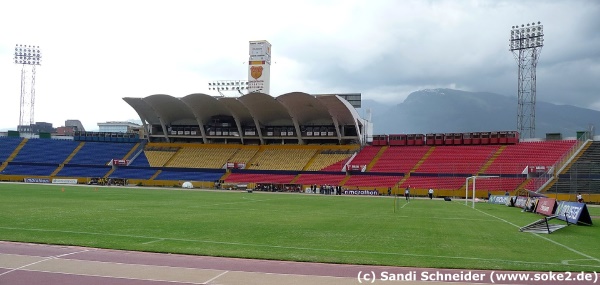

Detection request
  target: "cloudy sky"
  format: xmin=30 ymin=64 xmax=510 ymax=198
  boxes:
xmin=0 ymin=0 xmax=598 ymax=131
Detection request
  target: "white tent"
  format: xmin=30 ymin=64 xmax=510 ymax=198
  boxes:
xmin=182 ymin=181 xmax=194 ymax=189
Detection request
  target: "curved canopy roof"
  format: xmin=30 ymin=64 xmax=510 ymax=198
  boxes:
xmin=123 ymin=92 xmax=363 ymax=131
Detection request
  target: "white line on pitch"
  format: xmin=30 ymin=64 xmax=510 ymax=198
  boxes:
xmin=141 ymin=239 xmax=164 ymax=245
xmin=1 ymin=226 xmax=598 ymax=268
xmin=466 ymin=204 xmax=600 ymax=263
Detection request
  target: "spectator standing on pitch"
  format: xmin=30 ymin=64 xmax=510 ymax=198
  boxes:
xmin=428 ymin=188 xmax=434 ymax=199
xmin=404 ymin=186 xmax=410 ymax=201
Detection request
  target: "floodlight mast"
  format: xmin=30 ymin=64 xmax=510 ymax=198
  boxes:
xmin=509 ymin=22 xmax=544 ymax=138
xmin=208 ymin=80 xmax=248 ymax=97
xmin=14 ymin=44 xmax=42 ymax=128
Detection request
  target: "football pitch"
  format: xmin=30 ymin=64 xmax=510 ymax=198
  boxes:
xmin=0 ymin=183 xmax=598 ymax=272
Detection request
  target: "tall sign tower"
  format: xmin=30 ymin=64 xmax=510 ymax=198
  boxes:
xmin=509 ymin=22 xmax=544 ymax=138
xmin=248 ymin=40 xmax=271 ymax=94
xmin=14 ymin=44 xmax=42 ymax=129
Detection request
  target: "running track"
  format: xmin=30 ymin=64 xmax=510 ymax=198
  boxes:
xmin=0 ymin=241 xmax=594 ymax=284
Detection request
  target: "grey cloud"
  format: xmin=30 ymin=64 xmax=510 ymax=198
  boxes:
xmin=269 ymin=0 xmax=600 ymax=110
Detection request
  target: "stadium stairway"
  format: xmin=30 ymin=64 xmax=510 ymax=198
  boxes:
xmin=365 ymin=146 xmax=387 ymax=171
xmin=289 ymin=173 xmax=301 ymax=184
xmin=0 ymin=138 xmax=28 ymax=173
xmin=91 ymin=142 xmax=142 ymax=179
xmin=219 ymin=171 xmax=231 ymax=182
xmin=300 ymin=151 xmax=322 ymax=171
xmin=103 ymin=167 xmax=116 ymax=179
xmin=6 ymin=138 xmax=28 ymax=162
xmin=338 ymin=175 xmax=351 ymax=187
xmin=395 ymin=174 xmax=410 ymax=189
xmin=556 ymin=140 xmax=593 ymax=175
xmin=477 ymin=145 xmax=506 ymax=174
xmin=538 ymin=140 xmax=595 ymax=193
xmin=51 ymin=142 xmax=86 ymax=176
xmin=410 ymin=146 xmax=435 ymax=173
xmin=123 ymin=142 xmax=142 ymax=160
xmin=245 ymin=148 xmax=264 ymax=168
xmin=162 ymin=148 xmax=181 ymax=167
xmin=149 ymin=170 xmax=162 ymax=180
xmin=516 ymin=178 xmax=531 ymax=192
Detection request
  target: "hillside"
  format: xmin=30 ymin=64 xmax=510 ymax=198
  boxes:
xmin=366 ymin=89 xmax=599 ymax=138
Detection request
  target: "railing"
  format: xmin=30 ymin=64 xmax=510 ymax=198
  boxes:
xmin=531 ymin=132 xmax=592 ymax=192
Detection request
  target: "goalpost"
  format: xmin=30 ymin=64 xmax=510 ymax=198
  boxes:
xmin=465 ymin=175 xmax=499 ymax=208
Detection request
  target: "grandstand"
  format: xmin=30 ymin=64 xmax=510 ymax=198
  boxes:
xmin=0 ymin=93 xmax=597 ymax=202
xmin=1 ymin=131 xmax=593 ymax=200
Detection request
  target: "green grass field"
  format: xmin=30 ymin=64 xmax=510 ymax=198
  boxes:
xmin=1 ymin=183 xmax=598 ymax=272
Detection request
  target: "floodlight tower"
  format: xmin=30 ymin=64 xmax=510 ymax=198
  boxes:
xmin=14 ymin=44 xmax=42 ymax=128
xmin=208 ymin=80 xmax=249 ymax=96
xmin=509 ymin=22 xmax=544 ymax=138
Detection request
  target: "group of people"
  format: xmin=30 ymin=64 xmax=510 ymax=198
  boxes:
xmin=400 ymin=186 xmax=435 ymax=201
xmin=87 ymin=177 xmax=126 ymax=186
xmin=310 ymin=184 xmax=343 ymax=195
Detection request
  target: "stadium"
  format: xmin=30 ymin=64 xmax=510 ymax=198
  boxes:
xmin=2 ymin=92 xmax=598 ymax=202
xmin=1 ymin=40 xmax=599 ymax=284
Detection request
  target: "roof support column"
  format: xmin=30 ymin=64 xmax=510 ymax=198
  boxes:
xmin=331 ymin=117 xmax=342 ymax=144
xmin=194 ymin=118 xmax=208 ymax=144
xmin=157 ymin=117 xmax=170 ymax=143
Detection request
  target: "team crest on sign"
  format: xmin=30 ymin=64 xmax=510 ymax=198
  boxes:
xmin=251 ymin=66 xmax=263 ymax=79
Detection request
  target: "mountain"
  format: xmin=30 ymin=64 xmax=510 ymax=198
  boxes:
xmin=357 ymin=99 xmax=390 ymax=121
xmin=371 ymin=89 xmax=599 ymax=138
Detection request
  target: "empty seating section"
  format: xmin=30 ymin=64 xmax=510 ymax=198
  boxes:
xmin=2 ymin=163 xmax=58 ymax=176
xmin=552 ymin=141 xmax=600 ymax=193
xmin=228 ymin=147 xmax=259 ymax=164
xmin=416 ymin=145 xmax=499 ymax=174
xmin=304 ymin=153 xmax=352 ymax=171
xmin=248 ymin=148 xmax=317 ymax=171
xmin=371 ymin=146 xmax=430 ymax=173
xmin=225 ymin=173 xmax=296 ymax=184
xmin=145 ymin=150 xmax=177 ymax=167
xmin=69 ymin=142 xmax=135 ymax=165
xmin=13 ymin=139 xmax=79 ymax=164
xmin=155 ymin=169 xmax=224 ymax=181
xmin=57 ymin=165 xmax=111 ymax=177
xmin=0 ymin=137 xmax=581 ymax=195
xmin=128 ymin=152 xmax=150 ymax=167
xmin=0 ymin=137 xmax=23 ymax=162
xmin=468 ymin=177 xmax=526 ymax=191
xmin=400 ymin=176 xmax=465 ymax=190
xmin=484 ymin=141 xmax=576 ymax=174
xmin=110 ymin=167 xmax=157 ymax=180
xmin=167 ymin=147 xmax=238 ymax=169
xmin=295 ymin=173 xmax=346 ymax=185
xmin=344 ymin=175 xmax=401 ymax=187
xmin=321 ymin=156 xmax=351 ymax=171
xmin=349 ymin=146 xmax=380 ymax=167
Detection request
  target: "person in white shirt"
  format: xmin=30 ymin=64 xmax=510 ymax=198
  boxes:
xmin=577 ymin=193 xmax=584 ymax=203
xmin=428 ymin=188 xmax=434 ymax=199
xmin=404 ymin=187 xmax=410 ymax=201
